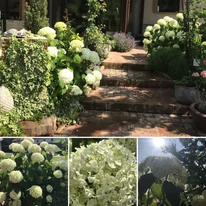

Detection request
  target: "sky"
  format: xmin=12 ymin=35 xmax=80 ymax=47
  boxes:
xmin=138 ymin=138 xmax=184 ymax=162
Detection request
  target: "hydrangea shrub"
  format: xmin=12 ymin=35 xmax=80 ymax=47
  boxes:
xmin=143 ymin=14 xmax=185 ymax=54
xmin=70 ymin=139 xmax=137 ymax=205
xmin=0 ymin=138 xmax=68 ymax=206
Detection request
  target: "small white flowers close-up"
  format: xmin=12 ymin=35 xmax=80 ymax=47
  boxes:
xmin=70 ymin=138 xmax=137 ymax=206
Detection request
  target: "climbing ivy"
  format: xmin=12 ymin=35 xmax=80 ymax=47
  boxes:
xmin=0 ymin=37 xmax=52 ymax=121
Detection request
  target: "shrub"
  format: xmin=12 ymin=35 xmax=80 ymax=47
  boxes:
xmin=0 ymin=37 xmax=51 ymax=121
xmin=0 ymin=138 xmax=68 ymax=206
xmin=24 ymin=0 xmax=49 ymax=34
xmin=143 ymin=14 xmax=185 ymax=55
xmin=148 ymin=47 xmax=189 ymax=80
xmin=113 ymin=32 xmax=136 ymax=52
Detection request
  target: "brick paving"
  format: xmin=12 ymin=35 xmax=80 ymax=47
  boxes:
xmin=55 ymin=47 xmax=206 ymax=137
xmin=55 ymin=110 xmax=205 ymax=137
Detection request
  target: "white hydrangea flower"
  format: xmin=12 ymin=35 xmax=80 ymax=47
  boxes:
xmin=53 ymin=170 xmax=63 ymax=178
xmin=70 ymin=40 xmax=84 ymax=53
xmin=145 ymin=26 xmax=153 ymax=32
xmin=45 ymin=144 xmax=60 ymax=154
xmin=114 ymin=138 xmax=136 ymax=154
xmin=142 ymin=38 xmax=151 ymax=45
xmin=176 ymin=13 xmax=184 ymax=20
xmin=24 ymin=138 xmax=34 ymax=143
xmin=46 ymin=185 xmax=53 ymax=193
xmin=163 ymin=16 xmax=172 ymax=22
xmin=170 ymin=19 xmax=179 ymax=28
xmin=177 ymin=31 xmax=184 ymax=39
xmin=37 ymin=27 xmax=56 ymax=40
xmin=28 ymin=144 xmax=42 ymax=153
xmin=165 ymin=31 xmax=175 ymax=38
xmin=58 ymin=68 xmax=74 ymax=85
xmin=60 ymin=182 xmax=66 ymax=187
xmin=70 ymin=139 xmax=137 ymax=205
xmin=21 ymin=140 xmax=32 ymax=149
xmin=10 ymin=190 xmax=21 ymax=200
xmin=93 ymin=66 xmax=100 ymax=71
xmin=40 ymin=141 xmax=48 ymax=148
xmin=83 ymin=85 xmax=91 ymax=96
xmin=71 ymin=85 xmax=83 ymax=95
xmin=31 ymin=153 xmax=44 ymax=163
xmin=9 ymin=171 xmax=23 ymax=183
xmin=46 ymin=195 xmax=53 ymax=203
xmin=0 ymin=159 xmax=16 ymax=172
xmin=29 ymin=186 xmax=42 ymax=199
xmin=191 ymin=195 xmax=206 ymax=206
xmin=159 ymin=36 xmax=165 ymax=41
xmin=58 ymin=159 xmax=68 ymax=171
xmin=92 ymin=70 xmax=102 ymax=81
xmin=48 ymin=46 xmax=58 ymax=57
xmin=0 ymin=192 xmax=6 ymax=204
xmin=86 ymin=69 xmax=92 ymax=74
xmin=9 ymin=143 xmax=25 ymax=153
xmin=157 ymin=19 xmax=167 ymax=26
xmin=89 ymin=51 xmax=100 ymax=64
xmin=0 ymin=151 xmax=6 ymax=158
xmin=143 ymin=31 xmax=150 ymax=37
xmin=8 ymin=199 xmax=21 ymax=206
xmin=173 ymin=44 xmax=180 ymax=48
xmin=85 ymin=73 xmax=96 ymax=85
xmin=54 ymin=21 xmax=67 ymax=31
xmin=93 ymin=80 xmax=100 ymax=87
xmin=153 ymin=24 xmax=161 ymax=30
xmin=81 ymin=48 xmax=91 ymax=60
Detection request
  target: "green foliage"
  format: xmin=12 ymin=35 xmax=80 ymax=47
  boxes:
xmin=148 ymin=47 xmax=189 ymax=80
xmin=24 ymin=0 xmax=49 ymax=33
xmin=0 ymin=110 xmax=24 ymax=136
xmin=163 ymin=138 xmax=206 ymax=188
xmin=0 ymin=37 xmax=51 ymax=122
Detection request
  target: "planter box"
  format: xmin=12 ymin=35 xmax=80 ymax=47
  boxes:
xmin=190 ymin=102 xmax=206 ymax=133
xmin=19 ymin=115 xmax=57 ymax=136
xmin=174 ymin=85 xmax=200 ymax=105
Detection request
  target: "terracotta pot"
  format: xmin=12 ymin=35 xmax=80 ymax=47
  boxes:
xmin=190 ymin=102 xmax=206 ymax=133
xmin=174 ymin=85 xmax=200 ymax=105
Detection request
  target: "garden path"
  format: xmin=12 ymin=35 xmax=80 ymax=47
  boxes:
xmin=55 ymin=47 xmax=206 ymax=137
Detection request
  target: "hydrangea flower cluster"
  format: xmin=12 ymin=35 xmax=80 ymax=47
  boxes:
xmin=37 ymin=27 xmax=56 ymax=40
xmin=81 ymin=48 xmax=100 ymax=64
xmin=58 ymin=68 xmax=74 ymax=85
xmin=70 ymin=40 xmax=84 ymax=53
xmin=191 ymin=190 xmax=206 ymax=206
xmin=54 ymin=21 xmax=67 ymax=32
xmin=70 ymin=139 xmax=137 ymax=205
xmin=0 ymin=138 xmax=68 ymax=206
xmin=143 ymin=13 xmax=185 ymax=54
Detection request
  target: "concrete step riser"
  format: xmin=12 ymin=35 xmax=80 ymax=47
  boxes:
xmin=100 ymin=79 xmax=174 ymax=88
xmin=82 ymin=102 xmax=189 ymax=115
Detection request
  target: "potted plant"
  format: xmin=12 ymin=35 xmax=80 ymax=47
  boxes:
xmin=174 ymin=74 xmax=201 ymax=105
xmin=190 ymin=71 xmax=206 ymax=133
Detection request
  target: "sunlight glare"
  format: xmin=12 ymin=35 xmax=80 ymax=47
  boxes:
xmin=152 ymin=138 xmax=165 ymax=148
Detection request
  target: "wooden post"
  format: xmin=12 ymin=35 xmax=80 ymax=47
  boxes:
xmin=120 ymin=0 xmax=130 ymax=33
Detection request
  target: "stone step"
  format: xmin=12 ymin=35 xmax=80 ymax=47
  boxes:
xmin=102 ymin=49 xmax=149 ymax=70
xmin=100 ymin=67 xmax=173 ymax=88
xmin=82 ymin=87 xmax=189 ymax=114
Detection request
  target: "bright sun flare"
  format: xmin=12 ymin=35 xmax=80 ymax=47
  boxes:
xmin=153 ymin=138 xmax=165 ymax=148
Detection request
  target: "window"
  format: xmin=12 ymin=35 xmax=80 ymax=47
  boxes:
xmin=153 ymin=0 xmax=184 ymax=12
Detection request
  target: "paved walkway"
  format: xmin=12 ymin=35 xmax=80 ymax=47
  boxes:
xmin=55 ymin=47 xmax=206 ymax=137
xmin=55 ymin=110 xmax=205 ymax=136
